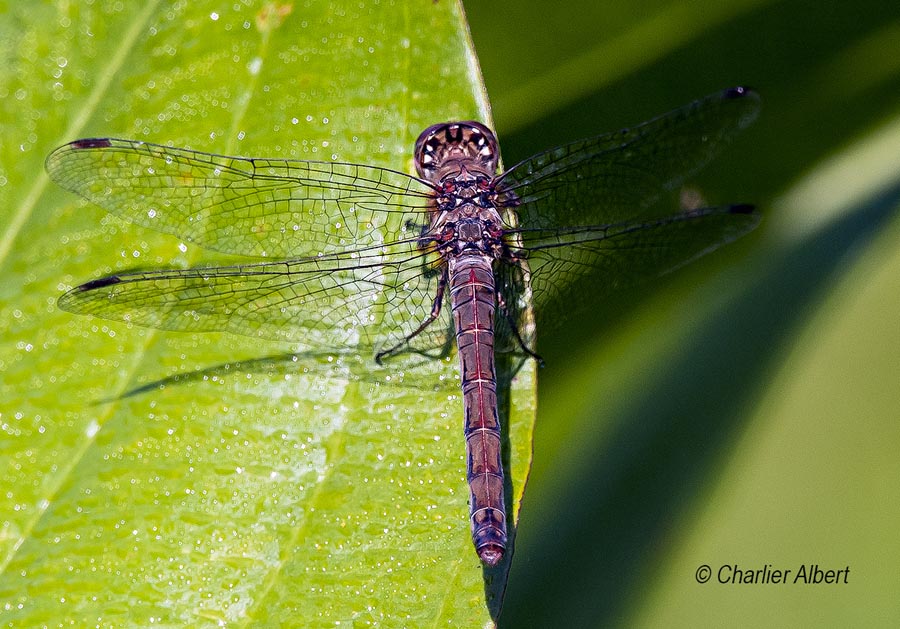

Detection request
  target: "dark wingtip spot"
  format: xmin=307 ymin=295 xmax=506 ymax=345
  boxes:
xmin=730 ymin=203 xmax=756 ymax=215
xmin=724 ymin=86 xmax=749 ymax=98
xmin=78 ymin=275 xmax=123 ymax=291
xmin=71 ymin=138 xmax=113 ymax=150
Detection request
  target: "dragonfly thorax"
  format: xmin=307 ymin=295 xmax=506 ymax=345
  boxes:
xmin=414 ymin=121 xmax=499 ymax=183
xmin=429 ymin=209 xmax=506 ymax=260
xmin=434 ymin=172 xmax=495 ymax=212
xmin=457 ymin=218 xmax=488 ymax=243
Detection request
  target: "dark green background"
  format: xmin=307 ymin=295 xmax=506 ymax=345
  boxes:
xmin=466 ymin=0 xmax=900 ymax=625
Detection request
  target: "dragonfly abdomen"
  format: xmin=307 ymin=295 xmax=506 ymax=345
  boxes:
xmin=449 ymin=254 xmax=507 ymax=566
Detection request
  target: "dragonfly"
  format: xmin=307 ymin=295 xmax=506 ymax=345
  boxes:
xmin=47 ymin=86 xmax=760 ymax=567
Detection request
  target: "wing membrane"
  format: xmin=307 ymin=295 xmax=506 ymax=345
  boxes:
xmin=502 ymin=205 xmax=759 ymax=333
xmin=497 ymin=87 xmax=760 ymax=230
xmin=491 ymin=88 xmax=760 ymax=336
xmin=45 ymin=138 xmax=437 ymax=258
xmin=58 ymin=242 xmax=453 ymax=358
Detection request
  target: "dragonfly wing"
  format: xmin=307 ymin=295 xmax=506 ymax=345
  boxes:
xmin=45 ymin=138 xmax=436 ymax=258
xmin=496 ymin=87 xmax=760 ymax=230
xmin=58 ymin=243 xmax=454 ymax=359
xmin=493 ymin=254 xmax=536 ymax=354
xmin=506 ymin=205 xmax=760 ymax=334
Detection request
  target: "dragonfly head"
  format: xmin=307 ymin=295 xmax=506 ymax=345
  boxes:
xmin=414 ymin=121 xmax=499 ymax=183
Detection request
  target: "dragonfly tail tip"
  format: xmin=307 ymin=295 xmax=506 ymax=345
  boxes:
xmin=478 ymin=545 xmax=504 ymax=567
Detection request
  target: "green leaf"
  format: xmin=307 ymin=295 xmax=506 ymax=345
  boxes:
xmin=0 ymin=1 xmax=535 ymax=625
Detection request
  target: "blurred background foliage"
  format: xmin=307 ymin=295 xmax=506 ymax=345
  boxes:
xmin=464 ymin=0 xmax=900 ymax=626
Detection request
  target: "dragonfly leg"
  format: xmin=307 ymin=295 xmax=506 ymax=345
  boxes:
xmin=375 ymin=269 xmax=448 ymax=364
xmin=496 ymin=291 xmax=544 ymax=365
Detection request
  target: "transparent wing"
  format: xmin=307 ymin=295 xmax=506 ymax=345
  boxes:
xmin=496 ymin=87 xmax=760 ymax=230
xmin=500 ymin=206 xmax=759 ymax=337
xmin=45 ymin=138 xmax=437 ymax=258
xmin=58 ymin=241 xmax=454 ymax=358
xmin=493 ymin=88 xmax=761 ymax=340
